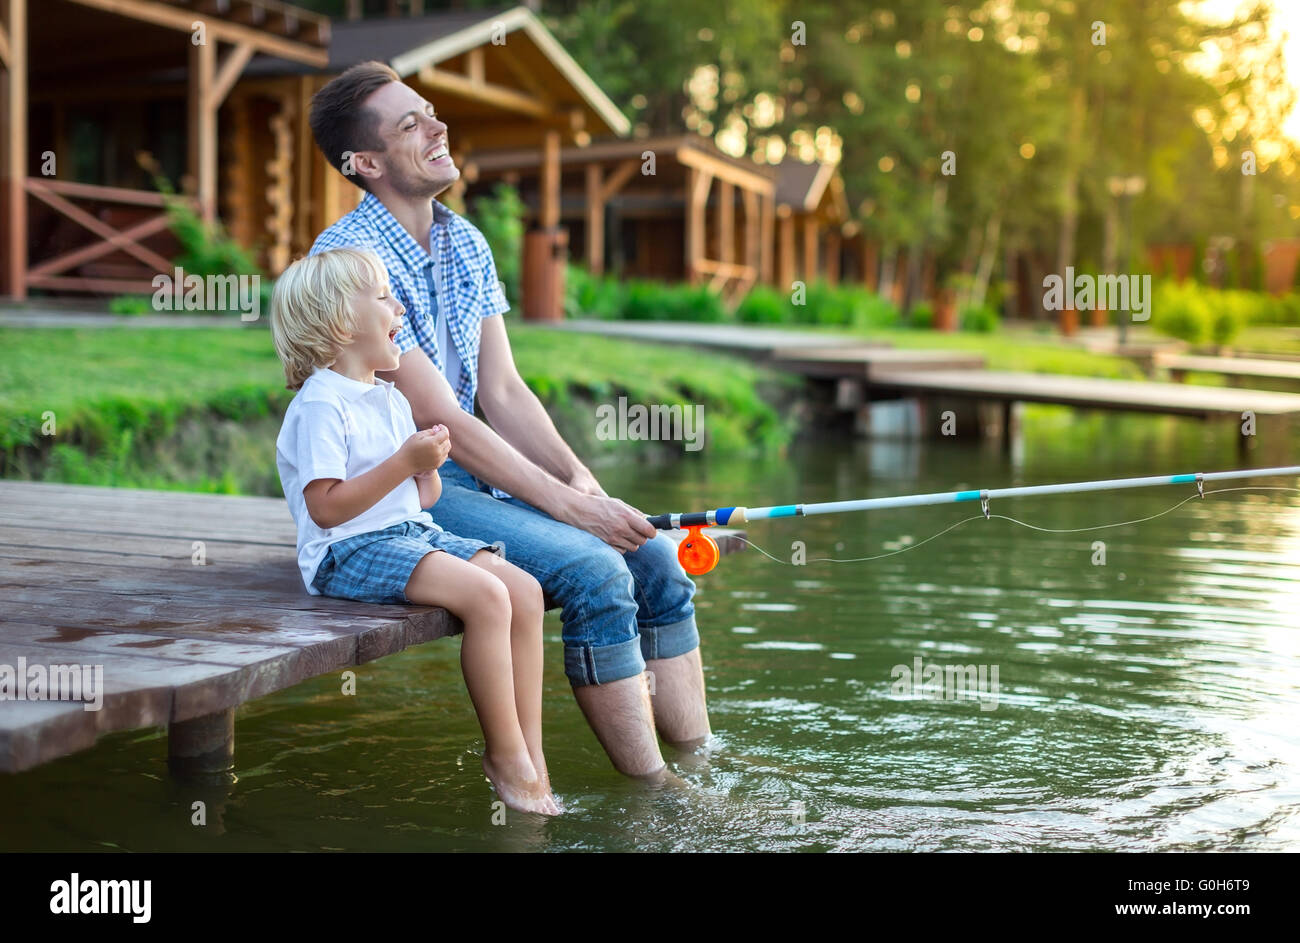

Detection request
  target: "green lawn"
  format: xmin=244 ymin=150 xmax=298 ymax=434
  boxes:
xmin=0 ymin=323 xmax=798 ymax=491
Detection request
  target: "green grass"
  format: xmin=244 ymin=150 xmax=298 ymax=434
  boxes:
xmin=0 ymin=324 xmax=798 ymax=493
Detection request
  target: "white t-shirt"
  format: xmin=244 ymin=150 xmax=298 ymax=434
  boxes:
xmin=275 ymin=365 xmax=433 ymax=594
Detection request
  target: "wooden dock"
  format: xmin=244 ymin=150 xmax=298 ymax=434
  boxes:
xmin=869 ymin=369 xmax=1300 ymax=418
xmin=556 ymin=320 xmax=1300 ymax=423
xmin=1158 ymin=353 xmax=1300 ymax=386
xmin=0 ymin=481 xmax=743 ymax=775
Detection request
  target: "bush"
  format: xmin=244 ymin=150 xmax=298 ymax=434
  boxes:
xmin=468 ymin=183 xmax=525 ymax=307
xmin=907 ymin=302 xmax=934 ymax=330
xmin=735 ymin=284 xmax=788 ymax=323
xmin=959 ymin=303 xmax=1000 ymax=333
xmin=108 ymin=295 xmax=153 ymax=316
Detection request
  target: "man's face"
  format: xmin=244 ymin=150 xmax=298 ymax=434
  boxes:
xmin=361 ymin=81 xmax=459 ymax=199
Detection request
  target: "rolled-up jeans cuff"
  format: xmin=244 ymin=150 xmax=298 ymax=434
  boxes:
xmin=565 ymin=636 xmax=645 ymax=688
xmin=640 ymin=614 xmax=699 ymax=662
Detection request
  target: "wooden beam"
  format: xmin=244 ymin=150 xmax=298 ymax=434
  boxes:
xmin=2 ymin=0 xmax=25 ymax=299
xmin=0 ymin=18 xmax=10 ymax=69
xmin=778 ymin=215 xmax=794 ymax=291
xmin=826 ymin=230 xmax=841 ymax=286
xmin=465 ymin=46 xmax=485 ymax=85
xmin=66 ymin=0 xmax=328 ymax=67
xmin=685 ymin=167 xmax=710 ymax=284
xmin=230 ymin=3 xmax=265 ymax=27
xmin=802 ymin=216 xmax=819 ymax=282
xmin=188 ymin=37 xmax=216 ymax=222
xmin=416 ymin=66 xmax=549 ymax=120
xmin=585 ymin=163 xmax=604 ymax=275
xmin=539 ymin=129 xmax=560 ymax=229
xmin=25 ymin=180 xmax=173 ymax=272
xmin=208 ymin=41 xmax=254 ymax=110
xmin=675 ymin=143 xmax=774 ymax=196
xmin=718 ymin=179 xmax=734 ymax=265
xmin=743 ymin=187 xmax=759 ymax=284
xmin=27 ymin=213 xmax=171 ymax=278
xmin=761 ymin=193 xmax=774 ymax=285
xmin=598 ymin=158 xmax=640 ymax=202
xmin=26 ymin=178 xmax=171 ymax=207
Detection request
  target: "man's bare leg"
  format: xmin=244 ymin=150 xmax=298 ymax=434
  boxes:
xmin=572 ymin=673 xmax=667 ymax=778
xmin=646 ymin=648 xmax=711 ymax=749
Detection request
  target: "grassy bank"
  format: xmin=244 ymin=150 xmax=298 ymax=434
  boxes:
xmin=0 ymin=325 xmax=798 ymax=496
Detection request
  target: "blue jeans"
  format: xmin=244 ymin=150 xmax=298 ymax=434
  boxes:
xmin=428 ymin=459 xmax=699 ymax=688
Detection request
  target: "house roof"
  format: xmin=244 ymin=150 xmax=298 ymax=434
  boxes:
xmin=244 ymin=5 xmax=629 ymax=136
xmin=774 ymin=156 xmax=842 ymax=213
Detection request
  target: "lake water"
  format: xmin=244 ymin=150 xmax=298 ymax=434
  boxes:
xmin=2 ymin=408 xmax=1298 ymax=851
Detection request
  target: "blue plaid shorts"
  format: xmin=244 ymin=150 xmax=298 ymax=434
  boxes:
xmin=311 ymin=519 xmax=500 ymax=604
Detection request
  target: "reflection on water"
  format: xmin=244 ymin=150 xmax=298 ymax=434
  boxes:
xmin=1 ymin=409 xmax=1298 ymax=851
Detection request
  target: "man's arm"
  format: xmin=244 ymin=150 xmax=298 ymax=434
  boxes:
xmin=380 ymin=347 xmax=653 ymax=552
xmin=475 ymin=315 xmax=605 ymax=494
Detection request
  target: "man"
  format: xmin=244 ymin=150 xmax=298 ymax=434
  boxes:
xmin=307 ymin=61 xmax=709 ymax=778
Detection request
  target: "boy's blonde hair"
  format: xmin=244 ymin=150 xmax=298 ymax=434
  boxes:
xmin=270 ymin=247 xmax=391 ymax=390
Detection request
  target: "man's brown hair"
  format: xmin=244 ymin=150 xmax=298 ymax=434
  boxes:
xmin=309 ymin=61 xmax=402 ymax=192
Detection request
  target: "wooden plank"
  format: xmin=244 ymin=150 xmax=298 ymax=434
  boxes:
xmin=1157 ymin=354 xmax=1300 ymax=381
xmin=26 ymin=212 xmax=171 ymax=278
xmin=869 ymin=369 xmax=1300 ymax=417
xmin=23 ymin=178 xmax=174 ymax=207
xmin=25 ymin=178 xmax=173 ymax=271
xmin=2 ymin=0 xmax=25 ymax=300
xmin=770 ymin=347 xmax=986 ymax=381
xmin=66 ymin=0 xmax=329 ymax=66
xmin=209 ymin=40 xmax=254 ymax=110
xmin=585 ymin=163 xmax=603 ymax=274
xmin=553 ymin=319 xmax=889 ymax=356
xmin=189 ymin=37 xmax=216 ymax=222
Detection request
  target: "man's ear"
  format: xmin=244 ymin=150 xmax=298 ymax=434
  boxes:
xmin=351 ymin=150 xmax=384 ymax=185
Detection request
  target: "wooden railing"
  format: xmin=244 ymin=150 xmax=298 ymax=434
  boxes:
xmin=24 ymin=179 xmax=193 ymax=295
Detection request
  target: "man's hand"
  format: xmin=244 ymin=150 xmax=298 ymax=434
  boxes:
xmin=565 ymin=492 xmax=656 ymax=554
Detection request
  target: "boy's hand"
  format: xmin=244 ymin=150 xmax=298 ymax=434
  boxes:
xmin=399 ymin=425 xmax=450 ymax=476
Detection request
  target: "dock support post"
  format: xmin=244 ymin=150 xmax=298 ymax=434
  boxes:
xmin=168 ymin=708 xmax=234 ymax=777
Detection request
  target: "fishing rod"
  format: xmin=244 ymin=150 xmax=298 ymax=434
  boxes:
xmin=647 ymin=465 xmax=1300 ymax=575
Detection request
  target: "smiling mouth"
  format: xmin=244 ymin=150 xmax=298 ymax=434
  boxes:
xmin=388 ymin=328 xmax=398 ymax=342
xmin=425 ymin=144 xmax=449 ymax=163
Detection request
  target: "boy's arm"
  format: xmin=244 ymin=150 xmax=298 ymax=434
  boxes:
xmin=415 ymin=469 xmax=441 ymax=509
xmin=304 ymin=451 xmax=418 ymax=530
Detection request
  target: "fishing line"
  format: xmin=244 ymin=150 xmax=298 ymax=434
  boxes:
xmin=727 ymin=485 xmax=1300 ymax=566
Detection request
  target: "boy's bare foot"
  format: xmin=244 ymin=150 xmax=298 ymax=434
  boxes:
xmin=482 ymin=752 xmax=562 ymax=816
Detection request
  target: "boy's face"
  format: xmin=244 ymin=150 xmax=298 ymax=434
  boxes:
xmin=346 ymin=276 xmax=407 ymax=372
xmin=359 ymin=81 xmax=459 ymax=199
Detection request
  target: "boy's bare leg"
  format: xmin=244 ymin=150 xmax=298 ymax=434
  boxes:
xmin=646 ymin=649 xmax=711 ymax=749
xmin=573 ymin=673 xmax=668 ymax=779
xmin=405 ymin=551 xmax=559 ymax=815
xmin=468 ymin=551 xmax=550 ymax=794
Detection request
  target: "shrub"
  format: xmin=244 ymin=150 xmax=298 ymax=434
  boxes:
xmin=468 ymin=183 xmax=525 ymax=307
xmin=108 ymin=295 xmax=153 ymax=315
xmin=959 ymin=303 xmax=1000 ymax=333
xmin=907 ymin=302 xmax=934 ymax=330
xmin=735 ymin=285 xmax=788 ymax=323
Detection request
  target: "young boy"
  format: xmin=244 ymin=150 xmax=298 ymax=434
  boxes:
xmin=270 ymin=247 xmax=558 ymax=816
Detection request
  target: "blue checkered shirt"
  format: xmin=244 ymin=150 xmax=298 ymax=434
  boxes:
xmin=311 ymin=192 xmax=510 ymax=415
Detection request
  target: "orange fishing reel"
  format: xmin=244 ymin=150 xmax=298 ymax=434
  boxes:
xmin=677 ymin=525 xmax=720 ymax=575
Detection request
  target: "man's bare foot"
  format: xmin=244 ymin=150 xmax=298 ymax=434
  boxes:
xmin=482 ymin=752 xmax=561 ymax=816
